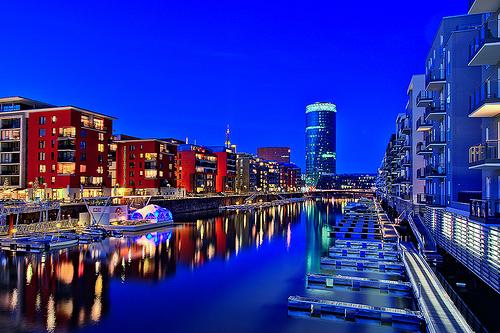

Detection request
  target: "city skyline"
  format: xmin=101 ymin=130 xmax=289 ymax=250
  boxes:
xmin=0 ymin=0 xmax=467 ymax=173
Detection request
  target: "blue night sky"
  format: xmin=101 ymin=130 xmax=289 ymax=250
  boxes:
xmin=0 ymin=0 xmax=466 ymax=173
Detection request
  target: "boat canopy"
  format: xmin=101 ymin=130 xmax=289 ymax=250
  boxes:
xmin=130 ymin=205 xmax=173 ymax=222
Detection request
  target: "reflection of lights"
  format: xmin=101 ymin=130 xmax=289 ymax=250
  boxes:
xmin=286 ymin=223 xmax=291 ymax=250
xmin=9 ymin=289 xmax=17 ymax=311
xmin=26 ymin=263 xmax=33 ymax=285
xmin=58 ymin=299 xmax=73 ymax=319
xmin=47 ymin=294 xmax=56 ymax=331
xmin=36 ymin=293 xmax=41 ymax=311
xmin=95 ymin=261 xmax=101 ymax=275
xmin=207 ymin=244 xmax=215 ymax=260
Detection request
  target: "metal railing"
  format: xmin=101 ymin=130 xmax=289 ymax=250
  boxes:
xmin=434 ymin=269 xmax=489 ymax=333
xmin=469 ymin=141 xmax=500 ymax=165
xmin=470 ymin=199 xmax=500 ymax=221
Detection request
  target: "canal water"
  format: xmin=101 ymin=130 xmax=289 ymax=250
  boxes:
xmin=0 ymin=198 xmax=418 ymax=333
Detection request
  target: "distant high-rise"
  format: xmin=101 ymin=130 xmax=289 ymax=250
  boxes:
xmin=257 ymin=147 xmax=290 ymax=163
xmin=305 ymin=102 xmax=337 ymax=188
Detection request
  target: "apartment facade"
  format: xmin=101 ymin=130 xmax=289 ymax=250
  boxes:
xmin=235 ymin=153 xmax=257 ymax=193
xmin=416 ymin=14 xmax=483 ymax=208
xmin=468 ymin=1 xmax=500 ymax=222
xmin=176 ymin=144 xmax=217 ymax=194
xmin=115 ymin=136 xmax=178 ymax=196
xmin=211 ymin=146 xmax=237 ymax=193
xmin=0 ymin=97 xmax=115 ymax=200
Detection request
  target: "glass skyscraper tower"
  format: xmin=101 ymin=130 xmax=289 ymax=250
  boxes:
xmin=305 ymin=102 xmax=337 ymax=188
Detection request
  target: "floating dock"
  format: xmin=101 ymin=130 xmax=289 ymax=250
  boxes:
xmin=321 ymin=257 xmax=405 ymax=272
xmin=307 ymin=273 xmax=411 ymax=292
xmin=334 ymin=239 xmax=397 ymax=250
xmin=329 ymin=247 xmax=399 ymax=260
xmin=288 ymin=296 xmax=423 ymax=325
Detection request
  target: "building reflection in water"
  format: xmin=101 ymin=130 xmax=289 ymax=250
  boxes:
xmin=0 ymin=202 xmax=302 ymax=332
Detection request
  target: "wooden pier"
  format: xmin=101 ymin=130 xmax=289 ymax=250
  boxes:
xmin=307 ymin=273 xmax=411 ymax=292
xmin=288 ymin=296 xmax=423 ymax=325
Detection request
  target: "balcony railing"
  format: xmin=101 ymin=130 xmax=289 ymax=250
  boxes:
xmin=417 ymin=193 xmax=444 ymax=206
xmin=469 ymin=23 xmax=500 ymax=64
xmin=424 ymin=164 xmax=446 ymax=177
xmin=417 ymin=168 xmax=426 ymax=179
xmin=416 ymin=116 xmax=432 ymax=132
xmin=469 ymin=141 xmax=500 ymax=167
xmin=416 ymin=142 xmax=432 ymax=154
xmin=425 ymin=103 xmax=446 ymax=120
xmin=469 ymin=79 xmax=500 ymax=117
xmin=470 ymin=199 xmax=500 ymax=223
xmin=425 ymin=131 xmax=446 ymax=147
xmin=426 ymin=69 xmax=446 ymax=91
xmin=416 ymin=91 xmax=433 ymax=107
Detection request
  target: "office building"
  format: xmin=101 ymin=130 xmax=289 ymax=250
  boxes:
xmin=305 ymin=102 xmax=336 ymax=188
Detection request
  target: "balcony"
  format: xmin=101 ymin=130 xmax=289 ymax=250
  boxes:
xmin=469 ymin=23 xmax=500 ymax=66
xmin=470 ymin=199 xmax=500 ymax=224
xmin=425 ymin=131 xmax=446 ymax=148
xmin=417 ymin=193 xmax=445 ymax=207
xmin=416 ymin=116 xmax=432 ymax=132
xmin=468 ymin=0 xmax=500 ymax=14
xmin=416 ymin=142 xmax=432 ymax=155
xmin=425 ymin=103 xmax=446 ymax=121
xmin=469 ymin=79 xmax=500 ymax=118
xmin=401 ymin=120 xmax=411 ymax=135
xmin=416 ymin=91 xmax=433 ymax=107
xmin=469 ymin=141 xmax=500 ymax=169
xmin=402 ymin=156 xmax=411 ymax=167
xmin=426 ymin=70 xmax=446 ymax=91
xmin=424 ymin=164 xmax=446 ymax=178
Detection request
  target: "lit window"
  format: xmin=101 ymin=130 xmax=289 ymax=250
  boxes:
xmin=39 ymin=165 xmax=46 ymax=173
xmin=80 ymin=165 xmax=86 ymax=172
xmin=52 ymin=116 xmax=57 ymax=123
xmin=98 ymin=144 xmax=104 ymax=152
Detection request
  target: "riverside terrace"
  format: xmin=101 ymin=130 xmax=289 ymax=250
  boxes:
xmin=288 ymin=198 xmax=475 ymax=333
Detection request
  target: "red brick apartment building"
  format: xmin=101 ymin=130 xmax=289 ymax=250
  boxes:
xmin=115 ymin=135 xmax=182 ymax=195
xmin=211 ymin=146 xmax=237 ymax=193
xmin=0 ymin=96 xmax=114 ymax=200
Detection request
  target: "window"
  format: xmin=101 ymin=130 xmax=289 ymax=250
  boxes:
xmin=57 ymin=163 xmax=75 ymax=174
xmin=39 ymin=129 xmax=46 ymax=137
xmin=81 ymin=129 xmax=87 ymax=137
xmin=98 ymin=144 xmax=104 ymax=152
xmin=145 ymin=169 xmax=158 ymax=179
xmin=159 ymin=171 xmax=163 ymax=177
xmin=51 ymin=164 xmax=56 ymax=172
xmin=51 ymin=176 xmax=55 ymax=183
xmin=52 ymin=128 xmax=56 ymax=135
xmin=51 ymin=140 xmax=55 ymax=148
xmin=51 ymin=116 xmax=57 ymax=123
xmin=38 ymin=152 xmax=46 ymax=161
xmin=97 ymin=166 xmax=103 ymax=174
xmin=98 ymin=133 xmax=104 ymax=141
xmin=39 ymin=116 xmax=46 ymax=125
xmin=39 ymin=165 xmax=46 ymax=173
xmin=80 ymin=165 xmax=86 ymax=173
xmin=80 ymin=153 xmax=86 ymax=161
xmin=97 ymin=155 xmax=103 ymax=163
xmin=80 ymin=141 xmax=87 ymax=149
xmin=39 ymin=141 xmax=45 ymax=149
xmin=139 ymin=170 xmax=143 ymax=176
xmin=129 ymin=171 xmax=134 ymax=177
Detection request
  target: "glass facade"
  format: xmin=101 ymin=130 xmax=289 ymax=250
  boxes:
xmin=305 ymin=102 xmax=336 ymax=187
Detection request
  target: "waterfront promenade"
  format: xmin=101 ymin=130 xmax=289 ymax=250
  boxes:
xmin=401 ymin=242 xmax=473 ymax=333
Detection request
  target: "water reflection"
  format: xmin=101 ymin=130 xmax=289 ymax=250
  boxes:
xmin=0 ymin=203 xmax=303 ymax=332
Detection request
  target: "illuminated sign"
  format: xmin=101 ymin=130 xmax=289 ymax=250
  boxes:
xmin=1 ymin=104 xmax=21 ymax=112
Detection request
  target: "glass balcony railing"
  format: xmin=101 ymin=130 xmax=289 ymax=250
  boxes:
xmin=416 ymin=91 xmax=433 ymax=107
xmin=426 ymin=69 xmax=446 ymax=90
xmin=416 ymin=142 xmax=432 ymax=154
xmin=425 ymin=131 xmax=446 ymax=147
xmin=469 ymin=79 xmax=500 ymax=116
xmin=469 ymin=141 xmax=500 ymax=166
xmin=416 ymin=116 xmax=432 ymax=131
xmin=469 ymin=23 xmax=500 ymax=62
xmin=417 ymin=193 xmax=444 ymax=206
xmin=424 ymin=164 xmax=446 ymax=177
